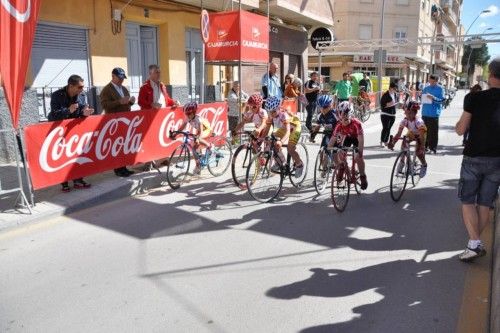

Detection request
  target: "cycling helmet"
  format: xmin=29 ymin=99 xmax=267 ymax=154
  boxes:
xmin=264 ymin=96 xmax=282 ymax=112
xmin=337 ymin=101 xmax=354 ymax=118
xmin=247 ymin=93 xmax=263 ymax=107
xmin=405 ymin=100 xmax=420 ymax=113
xmin=183 ymin=101 xmax=198 ymax=116
xmin=317 ymin=95 xmax=333 ymax=108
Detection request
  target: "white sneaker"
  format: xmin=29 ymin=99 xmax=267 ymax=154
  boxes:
xmin=419 ymin=165 xmax=427 ymax=178
xmin=193 ymin=166 xmax=201 ymax=175
xmin=458 ymin=246 xmax=486 ymax=262
xmin=270 ymin=164 xmax=281 ymax=173
xmin=380 ymin=142 xmax=385 ymax=148
xmin=295 ymin=165 xmax=304 ymax=178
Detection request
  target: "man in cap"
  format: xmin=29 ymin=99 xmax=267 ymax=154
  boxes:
xmin=100 ymin=67 xmax=136 ymax=177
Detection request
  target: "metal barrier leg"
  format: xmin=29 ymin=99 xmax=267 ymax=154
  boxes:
xmin=18 ymin=128 xmax=36 ymax=207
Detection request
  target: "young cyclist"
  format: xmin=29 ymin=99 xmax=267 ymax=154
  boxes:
xmin=178 ymin=101 xmax=212 ymax=174
xmin=232 ymin=93 xmax=268 ymax=138
xmin=387 ymin=101 xmax=428 ymax=178
xmin=327 ymin=101 xmax=368 ymax=190
xmin=263 ymin=96 xmax=304 ymax=178
xmin=310 ymin=94 xmax=338 ymax=145
xmin=356 ymin=86 xmax=371 ymax=112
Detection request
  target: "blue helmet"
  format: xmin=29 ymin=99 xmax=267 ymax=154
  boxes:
xmin=264 ymin=96 xmax=282 ymax=112
xmin=317 ymin=95 xmax=333 ymax=108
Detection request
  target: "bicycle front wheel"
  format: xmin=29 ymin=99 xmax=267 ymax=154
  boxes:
xmin=313 ymin=148 xmax=331 ymax=194
xmin=166 ymin=144 xmax=191 ymax=190
xmin=331 ymin=163 xmax=350 ymax=212
xmin=231 ymin=144 xmax=252 ymax=189
xmin=289 ymin=142 xmax=309 ymax=188
xmin=390 ymin=151 xmax=410 ymax=202
xmin=246 ymin=152 xmax=283 ymax=203
xmin=207 ymin=136 xmax=232 ymax=177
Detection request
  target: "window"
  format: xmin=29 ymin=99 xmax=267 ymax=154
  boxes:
xmin=396 ymin=0 xmax=409 ymax=5
xmin=394 ymin=27 xmax=407 ymax=40
xmin=359 ymin=25 xmax=372 ymax=40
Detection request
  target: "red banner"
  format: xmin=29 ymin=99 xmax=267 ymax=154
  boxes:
xmin=204 ymin=10 xmax=269 ymax=63
xmin=0 ymin=0 xmax=41 ymax=128
xmin=24 ymin=103 xmax=228 ymax=189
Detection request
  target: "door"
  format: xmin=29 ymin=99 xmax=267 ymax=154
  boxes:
xmin=185 ymin=28 xmax=204 ymax=102
xmin=126 ymin=23 xmax=158 ymax=109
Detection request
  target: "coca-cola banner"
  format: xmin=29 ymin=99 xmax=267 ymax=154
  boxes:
xmin=24 ymin=103 xmax=228 ymax=189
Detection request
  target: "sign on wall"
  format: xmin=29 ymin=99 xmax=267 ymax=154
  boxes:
xmin=310 ymin=27 xmax=334 ymax=50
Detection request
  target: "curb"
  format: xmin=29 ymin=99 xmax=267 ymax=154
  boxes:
xmin=0 ymin=170 xmax=165 ymax=233
xmin=490 ymin=194 xmax=500 ymax=332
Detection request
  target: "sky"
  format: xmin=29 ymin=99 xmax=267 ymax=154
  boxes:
xmin=460 ymin=0 xmax=500 ymax=58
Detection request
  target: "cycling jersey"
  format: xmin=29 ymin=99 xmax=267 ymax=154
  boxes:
xmin=267 ymin=109 xmax=302 ymax=145
xmin=243 ymin=108 xmax=268 ymax=128
xmin=317 ymin=110 xmax=337 ymax=135
xmin=332 ymin=118 xmax=363 ymax=139
xmin=188 ymin=115 xmax=212 ymax=138
xmin=399 ymin=117 xmax=427 ymax=136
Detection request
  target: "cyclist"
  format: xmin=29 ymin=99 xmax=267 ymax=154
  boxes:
xmin=178 ymin=101 xmax=212 ymax=174
xmin=327 ymin=101 xmax=368 ymax=190
xmin=387 ymin=101 xmax=428 ymax=178
xmin=356 ymin=86 xmax=371 ymax=113
xmin=310 ymin=95 xmax=338 ymax=144
xmin=233 ymin=93 xmax=268 ymax=139
xmin=263 ymin=96 xmax=304 ymax=178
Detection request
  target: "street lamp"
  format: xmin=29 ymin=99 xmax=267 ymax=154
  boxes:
xmin=456 ymin=8 xmax=491 ymax=87
xmin=465 ymin=27 xmax=492 ymax=87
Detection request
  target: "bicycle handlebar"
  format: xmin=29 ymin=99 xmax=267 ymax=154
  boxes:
xmin=169 ymin=130 xmax=197 ymax=139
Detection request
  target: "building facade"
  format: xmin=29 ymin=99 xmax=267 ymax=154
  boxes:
xmin=308 ymin=0 xmax=462 ymax=88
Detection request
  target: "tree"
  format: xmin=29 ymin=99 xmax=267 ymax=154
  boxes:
xmin=461 ymin=38 xmax=491 ymax=80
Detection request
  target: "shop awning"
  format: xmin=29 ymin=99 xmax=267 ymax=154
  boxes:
xmin=308 ymin=62 xmax=343 ymax=67
xmin=347 ymin=62 xmax=407 ymax=68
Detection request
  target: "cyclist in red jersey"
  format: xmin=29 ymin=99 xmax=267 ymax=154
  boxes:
xmin=327 ymin=101 xmax=368 ymax=190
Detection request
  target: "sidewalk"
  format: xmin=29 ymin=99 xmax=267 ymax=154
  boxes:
xmin=0 ymin=163 xmax=166 ymax=232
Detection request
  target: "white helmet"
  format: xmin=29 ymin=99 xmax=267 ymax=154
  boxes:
xmin=337 ymin=101 xmax=354 ymax=118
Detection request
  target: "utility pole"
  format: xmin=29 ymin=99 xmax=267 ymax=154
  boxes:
xmin=377 ymin=0 xmax=386 ymax=100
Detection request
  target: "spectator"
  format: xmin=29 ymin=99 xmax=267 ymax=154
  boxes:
xmin=379 ymin=82 xmax=398 ymax=148
xmin=48 ymin=75 xmax=94 ymax=192
xmin=282 ymin=73 xmax=294 ymax=95
xmin=100 ymin=67 xmax=136 ymax=177
xmin=359 ymin=72 xmax=372 ymax=93
xmin=304 ymin=71 xmax=321 ymax=130
xmin=227 ymin=81 xmax=249 ymax=135
xmin=138 ymin=64 xmax=179 ymax=110
xmin=455 ymin=57 xmax=500 ymax=262
xmin=334 ymin=72 xmax=352 ymax=103
xmin=285 ymin=77 xmax=303 ymax=99
xmin=261 ymin=62 xmax=282 ymax=100
xmin=421 ymin=74 xmax=445 ymax=154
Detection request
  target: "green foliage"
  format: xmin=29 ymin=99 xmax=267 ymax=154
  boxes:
xmin=461 ymin=38 xmax=491 ymax=76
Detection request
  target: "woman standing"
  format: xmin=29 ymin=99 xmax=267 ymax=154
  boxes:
xmin=228 ymin=81 xmax=249 ymax=136
xmin=379 ymin=82 xmax=398 ymax=147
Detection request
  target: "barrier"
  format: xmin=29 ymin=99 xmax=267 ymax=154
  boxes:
xmin=24 ymin=103 xmax=228 ymax=190
xmin=0 ymin=128 xmax=32 ymax=214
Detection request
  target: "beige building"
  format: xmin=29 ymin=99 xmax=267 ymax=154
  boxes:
xmin=309 ymin=0 xmax=462 ymax=88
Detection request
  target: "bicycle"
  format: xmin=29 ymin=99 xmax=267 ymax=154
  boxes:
xmin=245 ymin=134 xmax=309 ymax=203
xmin=329 ymin=146 xmax=363 ymax=212
xmin=389 ymin=135 xmax=422 ymax=202
xmin=231 ymin=131 xmax=263 ymax=189
xmin=166 ymin=130 xmax=232 ymax=190
xmin=353 ymin=100 xmax=371 ymax=122
xmin=312 ymin=131 xmax=335 ymax=195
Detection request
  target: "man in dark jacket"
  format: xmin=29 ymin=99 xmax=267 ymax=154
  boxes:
xmin=49 ymin=75 xmax=94 ymax=192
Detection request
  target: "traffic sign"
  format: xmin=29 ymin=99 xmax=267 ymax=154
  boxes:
xmin=310 ymin=27 xmax=333 ymax=49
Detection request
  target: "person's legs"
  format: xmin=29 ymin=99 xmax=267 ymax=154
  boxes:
xmin=380 ymin=115 xmax=395 ymax=144
xmin=305 ymin=102 xmax=316 ymax=130
xmin=423 ymin=117 xmax=438 ymax=151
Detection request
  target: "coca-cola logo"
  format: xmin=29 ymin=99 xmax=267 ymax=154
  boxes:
xmin=39 ymin=116 xmax=144 ymax=172
xmin=1 ymin=0 xmax=31 ymax=23
xmin=158 ymin=106 xmax=226 ymax=147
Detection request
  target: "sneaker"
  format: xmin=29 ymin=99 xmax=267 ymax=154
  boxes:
xmin=193 ymin=166 xmax=201 ymax=175
xmin=380 ymin=142 xmax=385 ymax=148
xmin=271 ymin=164 xmax=281 ymax=173
xmin=458 ymin=246 xmax=486 ymax=262
xmin=419 ymin=165 xmax=427 ymax=178
xmin=360 ymin=175 xmax=368 ymax=190
xmin=295 ymin=164 xmax=304 ymax=178
xmin=74 ymin=180 xmax=91 ymax=189
xmin=61 ymin=184 xmax=71 ymax=193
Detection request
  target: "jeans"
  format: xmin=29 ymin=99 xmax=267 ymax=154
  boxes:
xmin=305 ymin=101 xmax=317 ymax=131
xmin=422 ymin=116 xmax=439 ymax=151
xmin=380 ymin=114 xmax=395 ymax=143
xmin=459 ymin=156 xmax=500 ymax=207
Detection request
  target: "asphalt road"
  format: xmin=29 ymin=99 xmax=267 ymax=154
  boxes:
xmin=1 ymin=91 xmax=476 ymax=332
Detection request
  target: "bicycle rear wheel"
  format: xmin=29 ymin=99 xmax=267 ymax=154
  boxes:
xmin=246 ymin=152 xmax=283 ymax=203
xmin=207 ymin=136 xmax=232 ymax=177
xmin=289 ymin=142 xmax=309 ymax=188
xmin=231 ymin=144 xmax=252 ymax=189
xmin=331 ymin=163 xmax=350 ymax=212
xmin=390 ymin=151 xmax=410 ymax=202
xmin=166 ymin=144 xmax=191 ymax=190
xmin=313 ymin=148 xmax=331 ymax=194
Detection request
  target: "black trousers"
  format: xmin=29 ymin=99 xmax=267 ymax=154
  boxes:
xmin=305 ymin=101 xmax=316 ymax=130
xmin=380 ymin=114 xmax=396 ymax=143
xmin=422 ymin=116 xmax=439 ymax=151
